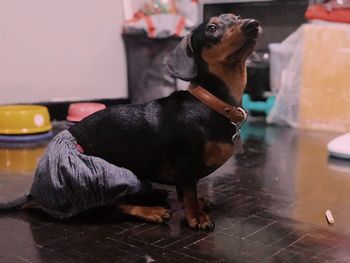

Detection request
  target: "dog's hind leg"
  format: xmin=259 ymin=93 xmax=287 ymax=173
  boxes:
xmin=117 ymin=204 xmax=172 ymax=224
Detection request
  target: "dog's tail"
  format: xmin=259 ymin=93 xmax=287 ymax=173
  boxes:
xmin=0 ymin=194 xmax=32 ymax=211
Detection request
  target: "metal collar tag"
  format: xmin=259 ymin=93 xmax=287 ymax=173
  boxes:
xmin=231 ymin=107 xmax=247 ymax=143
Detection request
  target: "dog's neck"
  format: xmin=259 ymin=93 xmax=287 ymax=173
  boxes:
xmin=194 ymin=61 xmax=247 ymax=107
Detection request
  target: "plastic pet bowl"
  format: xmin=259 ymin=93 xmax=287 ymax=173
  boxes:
xmin=0 ymin=147 xmax=46 ymax=173
xmin=66 ymin=102 xmax=106 ymax=122
xmin=0 ymin=105 xmax=52 ymax=135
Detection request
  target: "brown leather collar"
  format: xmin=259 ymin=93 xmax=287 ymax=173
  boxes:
xmin=188 ymin=84 xmax=247 ymax=124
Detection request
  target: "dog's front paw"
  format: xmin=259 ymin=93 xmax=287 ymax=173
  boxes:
xmin=144 ymin=207 xmax=172 ymax=224
xmin=185 ymin=211 xmax=215 ymax=231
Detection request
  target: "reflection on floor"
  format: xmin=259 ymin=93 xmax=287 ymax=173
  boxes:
xmin=0 ymin=120 xmax=349 ymax=262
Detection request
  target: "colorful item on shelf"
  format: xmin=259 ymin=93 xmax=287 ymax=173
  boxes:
xmin=123 ymin=0 xmax=199 ymax=38
xmin=66 ymin=102 xmax=106 ymax=122
xmin=305 ymin=4 xmax=350 ymax=23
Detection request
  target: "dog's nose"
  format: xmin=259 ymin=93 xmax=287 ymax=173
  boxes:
xmin=242 ymin=19 xmax=259 ymax=33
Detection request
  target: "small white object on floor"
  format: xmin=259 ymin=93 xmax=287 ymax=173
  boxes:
xmin=325 ymin=209 xmax=335 ymax=224
xmin=327 ymin=133 xmax=350 ymax=160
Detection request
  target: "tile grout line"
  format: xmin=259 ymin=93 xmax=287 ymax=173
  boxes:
xmin=241 ymin=220 xmax=277 ymax=239
xmin=265 ymin=233 xmax=309 ymax=260
xmin=214 ymin=213 xmax=257 ymax=236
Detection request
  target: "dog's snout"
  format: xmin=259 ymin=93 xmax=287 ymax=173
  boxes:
xmin=242 ymin=19 xmax=259 ymax=33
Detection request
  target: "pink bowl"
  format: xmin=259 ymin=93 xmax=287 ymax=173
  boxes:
xmin=66 ymin=103 xmax=106 ymax=122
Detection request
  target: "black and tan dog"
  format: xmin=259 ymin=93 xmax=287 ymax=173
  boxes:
xmin=1 ymin=14 xmax=259 ymax=231
xmin=69 ymin=14 xmax=259 ymax=230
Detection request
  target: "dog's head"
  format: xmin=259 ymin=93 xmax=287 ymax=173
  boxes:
xmin=165 ymin=14 xmax=259 ymax=81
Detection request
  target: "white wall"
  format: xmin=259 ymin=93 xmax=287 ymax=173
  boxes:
xmin=0 ymin=0 xmax=128 ymax=104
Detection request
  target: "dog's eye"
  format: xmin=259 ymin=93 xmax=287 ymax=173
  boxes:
xmin=236 ymin=16 xmax=241 ymax=20
xmin=206 ymin=24 xmax=218 ymax=34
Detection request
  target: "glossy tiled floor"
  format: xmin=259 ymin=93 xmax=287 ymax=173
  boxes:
xmin=0 ymin=120 xmax=350 ymax=263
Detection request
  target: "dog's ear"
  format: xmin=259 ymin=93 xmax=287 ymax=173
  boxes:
xmin=164 ymin=34 xmax=197 ymax=81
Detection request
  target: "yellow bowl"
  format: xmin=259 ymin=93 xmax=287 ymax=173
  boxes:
xmin=0 ymin=147 xmax=46 ymax=173
xmin=0 ymin=105 xmax=52 ymax=134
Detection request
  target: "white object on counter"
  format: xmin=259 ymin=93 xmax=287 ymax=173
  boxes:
xmin=327 ymin=133 xmax=350 ymax=159
xmin=325 ymin=210 xmax=335 ymax=224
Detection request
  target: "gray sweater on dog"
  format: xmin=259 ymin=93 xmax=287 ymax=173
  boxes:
xmin=30 ymin=130 xmax=143 ymax=219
